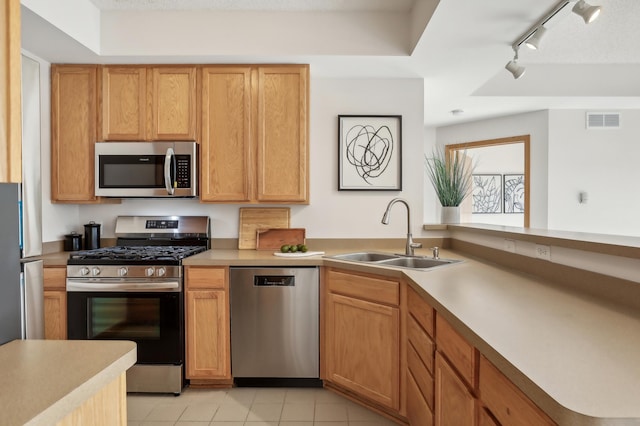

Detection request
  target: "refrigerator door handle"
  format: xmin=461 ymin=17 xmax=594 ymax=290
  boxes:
xmin=21 ymin=260 xmax=44 ymax=340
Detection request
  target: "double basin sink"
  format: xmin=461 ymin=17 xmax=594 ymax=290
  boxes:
xmin=325 ymin=251 xmax=462 ymax=271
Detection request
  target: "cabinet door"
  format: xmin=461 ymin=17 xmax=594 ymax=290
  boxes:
xmin=325 ymin=292 xmax=400 ymax=410
xmin=150 ymin=67 xmax=197 ymax=140
xmin=435 ymin=352 xmax=476 ymax=426
xmin=101 ymin=67 xmax=147 ymax=140
xmin=407 ymin=369 xmax=434 ymax=426
xmin=44 ymin=291 xmax=67 ymax=340
xmin=43 ymin=267 xmax=66 ymax=340
xmin=185 ymin=289 xmax=230 ymax=379
xmin=0 ymin=0 xmax=21 ymax=183
xmin=51 ymin=65 xmax=98 ymax=202
xmin=200 ymin=67 xmax=252 ymax=202
xmin=256 ymin=65 xmax=309 ymax=203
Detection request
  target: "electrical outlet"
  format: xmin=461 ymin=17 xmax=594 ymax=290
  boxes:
xmin=504 ymin=239 xmax=516 ymax=253
xmin=535 ymin=244 xmax=551 ymax=261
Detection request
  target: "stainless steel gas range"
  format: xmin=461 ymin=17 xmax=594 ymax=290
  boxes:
xmin=66 ymin=216 xmax=210 ymax=395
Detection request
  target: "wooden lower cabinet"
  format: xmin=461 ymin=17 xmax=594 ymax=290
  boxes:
xmin=57 ymin=372 xmax=127 ymax=425
xmin=407 ymin=368 xmax=434 ymax=426
xmin=324 ymin=268 xmax=401 ymax=411
xmin=43 ymin=267 xmax=67 ymax=340
xmin=478 ymin=407 xmax=500 ymax=426
xmin=479 ymin=355 xmax=556 ymax=426
xmin=435 ymin=351 xmax=477 ymax=426
xmin=184 ymin=266 xmax=231 ymax=381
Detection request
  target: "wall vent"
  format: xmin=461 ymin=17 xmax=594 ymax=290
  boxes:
xmin=586 ymin=112 xmax=620 ymax=129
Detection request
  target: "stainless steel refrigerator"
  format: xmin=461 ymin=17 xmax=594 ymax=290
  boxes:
xmin=0 ymin=54 xmax=45 ymax=345
xmin=0 ymin=183 xmax=43 ymax=344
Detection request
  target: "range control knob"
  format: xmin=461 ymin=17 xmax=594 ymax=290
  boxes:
xmin=157 ymin=267 xmax=166 ymax=277
xmin=92 ymin=267 xmax=101 ymax=276
xmin=118 ymin=267 xmax=128 ymax=277
xmin=80 ymin=267 xmax=90 ymax=276
xmin=145 ymin=267 xmax=155 ymax=277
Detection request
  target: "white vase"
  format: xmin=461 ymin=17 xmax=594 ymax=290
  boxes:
xmin=441 ymin=206 xmax=460 ymax=224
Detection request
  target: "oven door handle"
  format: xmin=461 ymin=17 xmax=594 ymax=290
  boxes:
xmin=67 ymin=281 xmax=180 ymax=292
xmin=164 ymin=147 xmax=176 ymax=195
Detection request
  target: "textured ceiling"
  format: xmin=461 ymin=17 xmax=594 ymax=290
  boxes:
xmin=88 ymin=0 xmax=416 ymax=11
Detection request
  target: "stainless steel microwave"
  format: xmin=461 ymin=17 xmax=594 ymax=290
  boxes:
xmin=95 ymin=141 xmax=197 ymax=198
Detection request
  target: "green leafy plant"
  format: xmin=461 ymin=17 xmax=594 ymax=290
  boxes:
xmin=425 ymin=148 xmax=474 ymax=207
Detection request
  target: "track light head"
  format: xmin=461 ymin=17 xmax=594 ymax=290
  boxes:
xmin=572 ymin=0 xmax=601 ymax=24
xmin=505 ymin=48 xmax=526 ymax=79
xmin=505 ymin=61 xmax=526 ymax=79
xmin=525 ymin=26 xmax=547 ymax=50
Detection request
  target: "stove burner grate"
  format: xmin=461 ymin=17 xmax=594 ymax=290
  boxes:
xmin=69 ymin=245 xmax=207 ymax=263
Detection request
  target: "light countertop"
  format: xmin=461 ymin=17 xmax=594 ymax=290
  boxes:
xmin=188 ymin=247 xmax=640 ymax=425
xmin=0 ymin=340 xmax=136 ymax=425
xmin=38 ymin=245 xmax=640 ymax=424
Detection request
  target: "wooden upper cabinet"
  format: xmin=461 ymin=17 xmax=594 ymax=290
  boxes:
xmin=256 ymin=65 xmax=309 ymax=203
xmin=200 ymin=67 xmax=252 ymax=202
xmin=199 ymin=64 xmax=309 ymax=204
xmin=101 ymin=67 xmax=146 ymax=140
xmin=100 ymin=66 xmax=197 ymax=141
xmin=150 ymin=67 xmax=197 ymax=141
xmin=51 ymin=65 xmax=98 ymax=202
xmin=0 ymin=0 xmax=22 ymax=183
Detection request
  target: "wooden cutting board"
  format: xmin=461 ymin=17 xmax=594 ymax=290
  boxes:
xmin=256 ymin=228 xmax=306 ymax=250
xmin=238 ymin=207 xmax=290 ymax=249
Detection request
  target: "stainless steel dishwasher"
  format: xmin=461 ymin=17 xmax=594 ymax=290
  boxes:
xmin=230 ymin=266 xmax=320 ymax=386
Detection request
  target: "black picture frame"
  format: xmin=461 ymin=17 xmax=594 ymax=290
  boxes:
xmin=338 ymin=115 xmax=402 ymax=191
xmin=504 ymin=174 xmax=525 ymax=213
xmin=472 ymin=174 xmax=502 ymax=213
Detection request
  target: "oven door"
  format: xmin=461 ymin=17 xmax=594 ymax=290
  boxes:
xmin=67 ymin=284 xmax=183 ymax=365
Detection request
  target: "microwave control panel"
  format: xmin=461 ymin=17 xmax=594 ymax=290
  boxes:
xmin=176 ymin=155 xmax=191 ymax=188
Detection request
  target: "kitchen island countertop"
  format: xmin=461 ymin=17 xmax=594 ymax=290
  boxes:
xmin=0 ymin=340 xmax=136 ymax=425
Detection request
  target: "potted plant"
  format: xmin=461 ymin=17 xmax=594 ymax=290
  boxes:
xmin=425 ymin=147 xmax=474 ymax=224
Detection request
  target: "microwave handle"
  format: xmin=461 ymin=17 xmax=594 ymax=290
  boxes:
xmin=164 ymin=147 xmax=176 ymax=195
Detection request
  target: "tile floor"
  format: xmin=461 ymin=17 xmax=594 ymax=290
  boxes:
xmin=127 ymin=387 xmax=399 ymax=426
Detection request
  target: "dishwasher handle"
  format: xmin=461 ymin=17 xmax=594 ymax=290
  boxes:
xmin=254 ymin=275 xmax=295 ymax=287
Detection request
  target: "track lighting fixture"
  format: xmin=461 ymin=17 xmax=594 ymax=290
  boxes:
xmin=505 ymin=48 xmax=526 ymax=79
xmin=525 ymin=26 xmax=547 ymax=50
xmin=572 ymin=0 xmax=601 ymax=24
xmin=506 ymin=0 xmax=602 ymax=79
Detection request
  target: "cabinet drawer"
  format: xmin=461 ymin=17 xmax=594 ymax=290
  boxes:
xmin=435 ymin=313 xmax=478 ymax=390
xmin=44 ymin=267 xmax=66 ymax=290
xmin=407 ymin=285 xmax=434 ymax=337
xmin=407 ymin=340 xmax=434 ymax=411
xmin=327 ymin=269 xmax=399 ymax=306
xmin=407 ymin=369 xmax=434 ymax=426
xmin=480 ymin=356 xmax=555 ymax=426
xmin=407 ymin=313 xmax=435 ymax=374
xmin=185 ymin=266 xmax=227 ymax=289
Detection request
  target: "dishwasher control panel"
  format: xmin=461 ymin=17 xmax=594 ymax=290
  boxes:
xmin=254 ymin=275 xmax=295 ymax=286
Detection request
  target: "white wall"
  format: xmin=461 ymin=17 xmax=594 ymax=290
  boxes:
xmin=63 ymin=77 xmax=425 ymax=241
xmin=432 ymin=110 xmax=549 ymax=228
xmin=548 ymin=110 xmax=640 ymax=236
xmin=462 ymin=144 xmax=524 ymax=227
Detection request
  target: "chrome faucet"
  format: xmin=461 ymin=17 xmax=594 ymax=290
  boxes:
xmin=381 ymin=198 xmax=422 ymax=256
